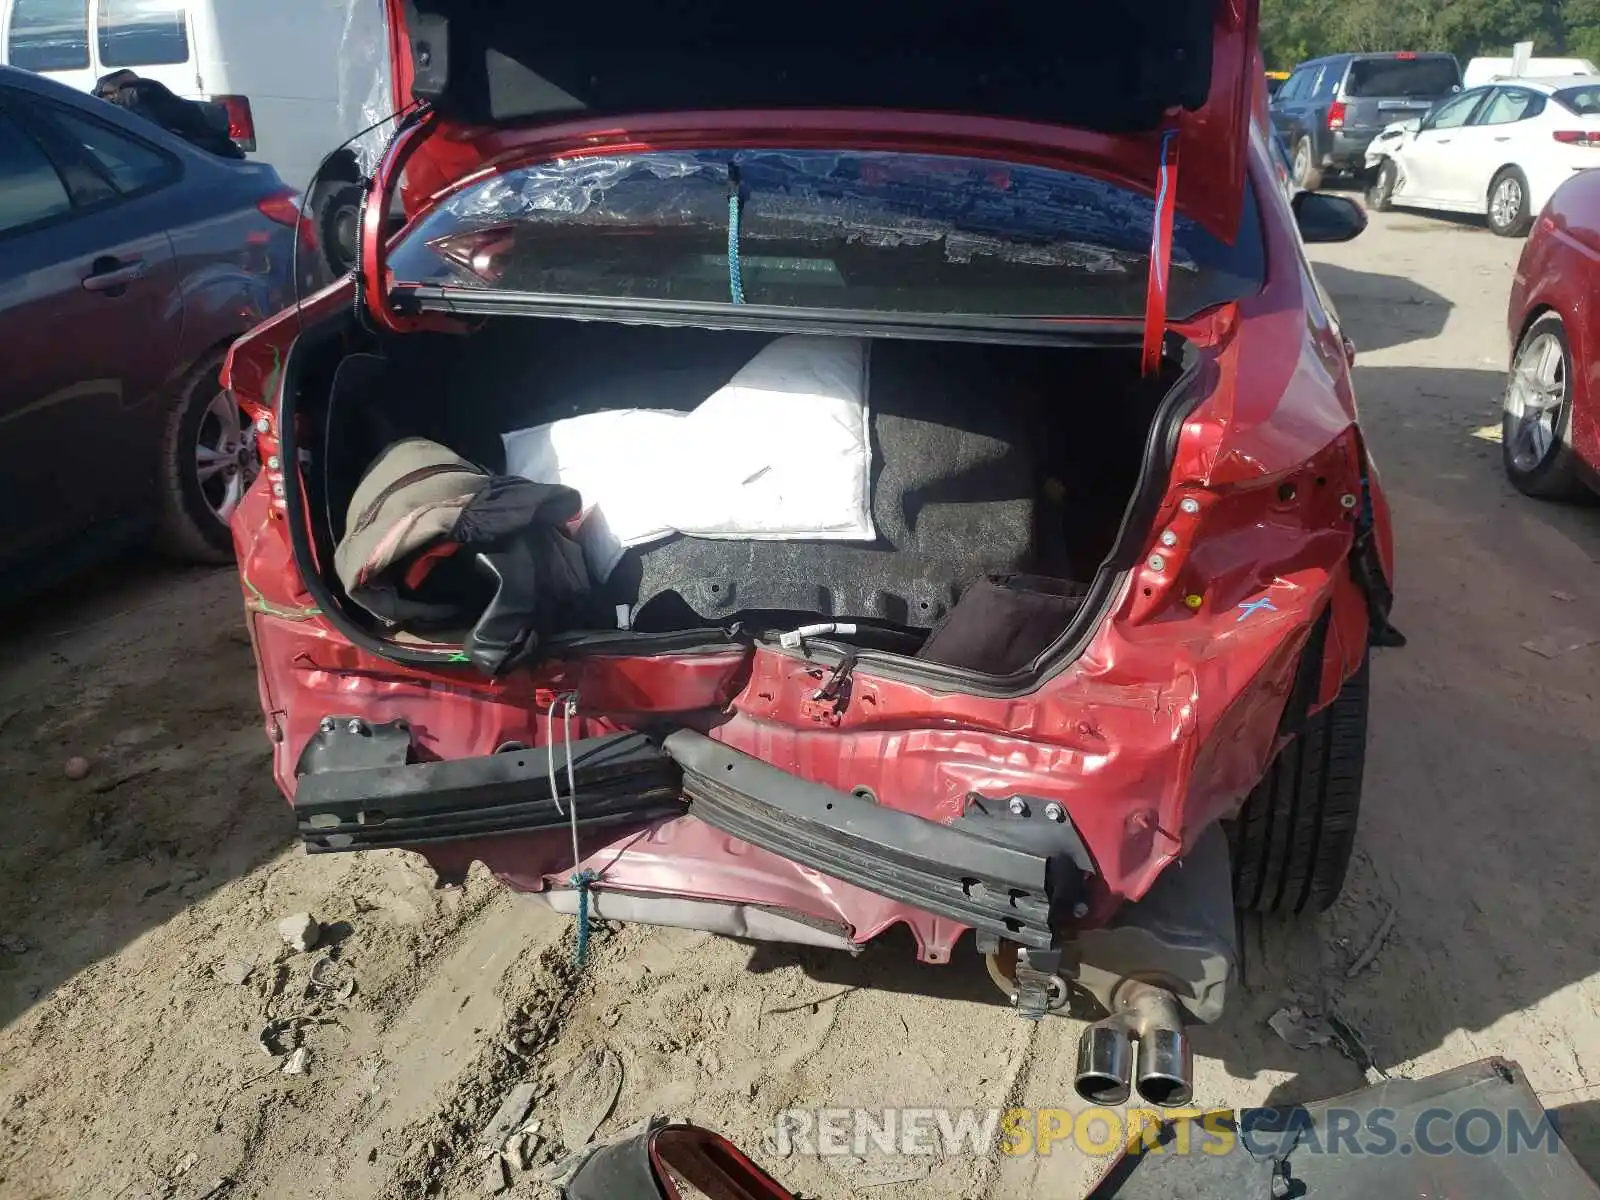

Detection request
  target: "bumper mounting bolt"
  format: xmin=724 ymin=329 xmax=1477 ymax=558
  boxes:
xmin=1008 ymin=797 xmax=1029 ymax=817
xmin=1179 ymin=497 xmax=1200 ymax=515
xmin=1340 ymin=493 xmax=1359 ymax=509
xmin=1147 ymin=554 xmax=1166 ymax=573
xmin=1072 ymin=901 xmax=1090 ymax=919
xmin=1160 ymin=530 xmax=1179 ymax=547
xmin=346 ymin=718 xmax=366 ymax=736
xmin=255 ymin=416 xmax=271 ymax=433
xmin=318 ymin=717 xmax=336 ymax=733
xmin=1044 ymin=802 xmax=1065 ymax=823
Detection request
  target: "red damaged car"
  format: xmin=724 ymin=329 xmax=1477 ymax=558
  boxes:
xmin=225 ymin=0 xmax=1399 ymax=1108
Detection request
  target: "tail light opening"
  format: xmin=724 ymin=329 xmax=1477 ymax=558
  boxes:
xmin=1328 ymin=101 xmax=1347 ymax=130
xmin=209 ymin=94 xmax=256 ymax=152
xmin=258 ymin=189 xmax=318 ymax=251
xmin=1553 ymin=130 xmax=1600 ymax=147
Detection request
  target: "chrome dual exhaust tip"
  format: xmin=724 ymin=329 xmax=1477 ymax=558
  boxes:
xmin=1075 ymin=1021 xmax=1135 ymax=1106
xmin=1072 ymin=981 xmax=1194 ymax=1108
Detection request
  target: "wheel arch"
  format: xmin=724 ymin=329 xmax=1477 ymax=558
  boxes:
xmin=1515 ymin=303 xmax=1559 ymax=348
xmin=1488 ymin=161 xmax=1528 ymax=196
xmin=310 ymin=147 xmax=365 ymax=191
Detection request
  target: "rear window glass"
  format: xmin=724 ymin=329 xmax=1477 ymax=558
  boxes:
xmin=97 ymin=0 xmax=189 ymax=68
xmin=388 ymin=150 xmax=1264 ymax=323
xmin=1344 ymin=58 xmax=1461 ymax=99
xmin=6 ymin=0 xmax=89 ymax=72
xmin=1555 ymin=85 xmax=1600 ymax=115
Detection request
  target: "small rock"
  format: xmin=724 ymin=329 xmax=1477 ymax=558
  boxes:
xmin=277 ymin=913 xmax=321 ymax=952
xmin=64 ymin=756 xmax=92 ymax=781
xmin=215 ymin=958 xmax=254 ymax=986
xmin=600 ymin=1010 xmax=620 ymax=1028
xmin=482 ymin=1155 xmax=510 ymax=1195
xmin=0 ymin=934 xmax=27 ymax=955
xmin=1553 ymin=591 xmax=1576 ymax=602
xmin=172 ymin=1151 xmax=199 ymax=1178
xmin=282 ymin=1047 xmax=310 ymax=1076
xmin=607 ymin=921 xmax=626 ymax=934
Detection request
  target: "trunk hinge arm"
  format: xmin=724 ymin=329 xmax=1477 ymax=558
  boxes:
xmin=1141 ymin=126 xmax=1182 ymax=378
xmin=355 ymin=103 xmax=465 ymax=336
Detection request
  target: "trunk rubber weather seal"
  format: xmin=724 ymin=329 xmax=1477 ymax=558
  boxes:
xmin=395 ymin=287 xmax=1151 ymax=351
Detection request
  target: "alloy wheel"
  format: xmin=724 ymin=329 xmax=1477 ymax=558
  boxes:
xmin=193 ymin=389 xmax=258 ymax=524
xmin=1491 ymin=176 xmax=1524 ymax=231
xmin=1504 ymin=330 xmax=1565 ymax=473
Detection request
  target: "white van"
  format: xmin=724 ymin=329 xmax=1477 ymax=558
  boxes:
xmin=0 ymin=0 xmax=393 ymax=271
xmin=1463 ymin=56 xmax=1599 ymax=88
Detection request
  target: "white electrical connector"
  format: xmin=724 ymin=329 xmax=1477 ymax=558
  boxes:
xmin=779 ymin=622 xmax=859 ymax=649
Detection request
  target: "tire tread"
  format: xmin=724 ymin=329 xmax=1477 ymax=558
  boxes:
xmin=1232 ymin=656 xmax=1369 ymax=915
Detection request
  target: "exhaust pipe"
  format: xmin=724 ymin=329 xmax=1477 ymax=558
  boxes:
xmin=1074 ymin=1020 xmax=1134 ymax=1106
xmin=1072 ymin=981 xmax=1193 ymax=1108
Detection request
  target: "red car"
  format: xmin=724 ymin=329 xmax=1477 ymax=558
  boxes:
xmin=1504 ymin=169 xmax=1600 ymax=499
xmin=225 ymin=0 xmax=1397 ymax=1108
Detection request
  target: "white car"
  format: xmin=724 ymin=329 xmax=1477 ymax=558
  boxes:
xmin=1362 ymin=75 xmax=1600 ymax=236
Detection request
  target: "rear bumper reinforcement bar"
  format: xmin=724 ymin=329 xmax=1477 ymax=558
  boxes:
xmin=291 ymin=718 xmax=683 ymax=852
xmin=291 ymin=719 xmax=1076 ymax=950
xmin=663 ymin=729 xmax=1068 ymax=949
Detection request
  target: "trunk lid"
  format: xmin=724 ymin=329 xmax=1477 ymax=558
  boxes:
xmin=383 ymin=0 xmax=1259 ymax=242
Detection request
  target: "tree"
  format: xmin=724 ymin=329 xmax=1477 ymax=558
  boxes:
xmin=1259 ymin=0 xmax=1594 ymax=66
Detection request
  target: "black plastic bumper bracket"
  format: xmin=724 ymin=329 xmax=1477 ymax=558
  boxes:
xmin=291 ymin=719 xmax=683 ymax=852
xmin=664 ymin=729 xmax=1077 ymax=949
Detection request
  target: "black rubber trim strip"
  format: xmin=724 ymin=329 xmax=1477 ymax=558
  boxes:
xmin=663 ymin=729 xmax=1058 ymax=948
xmin=293 ymin=731 xmax=683 ymax=851
xmin=394 ymin=287 xmax=1150 ymax=350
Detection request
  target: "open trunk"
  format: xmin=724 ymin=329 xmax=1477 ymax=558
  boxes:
xmin=290 ymin=316 xmax=1191 ymax=680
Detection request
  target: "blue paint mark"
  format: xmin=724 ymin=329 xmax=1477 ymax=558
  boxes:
xmin=1237 ymin=597 xmax=1278 ymax=623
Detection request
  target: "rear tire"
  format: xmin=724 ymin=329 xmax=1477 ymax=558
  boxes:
xmin=1365 ymin=159 xmax=1397 ymax=211
xmin=313 ymin=181 xmax=364 ymax=277
xmin=1230 ymin=655 xmax=1369 ymax=914
xmin=1487 ymin=167 xmax=1533 ymax=237
xmin=154 ymin=352 xmax=255 ymax=564
xmin=1292 ymin=137 xmax=1324 ymax=192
